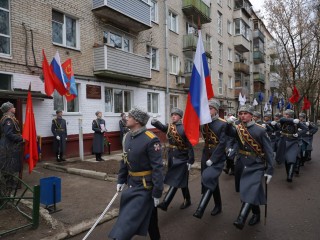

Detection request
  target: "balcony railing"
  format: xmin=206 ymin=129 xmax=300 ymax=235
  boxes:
xmin=253 ymin=29 xmax=265 ymax=42
xmin=182 ymin=0 xmax=211 ymax=24
xmin=234 ymin=34 xmax=250 ymax=53
xmin=183 ymin=34 xmax=211 ymax=58
xmin=253 ymin=72 xmax=265 ymax=82
xmin=253 ymin=51 xmax=265 ymax=64
xmin=234 ymin=62 xmax=250 ymax=75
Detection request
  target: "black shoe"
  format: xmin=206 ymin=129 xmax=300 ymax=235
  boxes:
xmin=180 ymin=200 xmax=191 ymax=209
xmin=248 ymin=214 xmax=260 ymax=226
xmin=211 ymin=205 xmax=222 ymax=216
xmin=233 ymin=216 xmax=245 ymax=230
xmin=157 ymin=202 xmax=168 ymax=211
xmin=223 ymin=168 xmax=229 ymax=174
xmin=193 ymin=209 xmax=203 ymax=219
xmin=96 ymin=158 xmax=103 ymax=162
xmin=99 ymin=158 xmax=105 ymax=161
xmin=60 ymin=158 xmax=66 ymax=162
xmin=56 ymin=158 xmax=62 ymax=162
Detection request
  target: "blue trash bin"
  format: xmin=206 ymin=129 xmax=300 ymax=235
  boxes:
xmin=40 ymin=177 xmax=61 ymax=206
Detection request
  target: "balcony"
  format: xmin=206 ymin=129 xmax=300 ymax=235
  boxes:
xmin=234 ymin=62 xmax=250 ymax=75
xmin=234 ymin=35 xmax=250 ymax=53
xmin=93 ymin=45 xmax=151 ymax=82
xmin=92 ymin=0 xmax=151 ymax=33
xmin=183 ymin=34 xmax=211 ymax=58
xmin=253 ymin=29 xmax=265 ymax=42
xmin=253 ymin=72 xmax=265 ymax=83
xmin=182 ymin=0 xmax=211 ymax=24
xmin=234 ymin=0 xmax=252 ymax=18
xmin=253 ymin=51 xmax=265 ymax=64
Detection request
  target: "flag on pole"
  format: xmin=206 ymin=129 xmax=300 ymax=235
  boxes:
xmin=269 ymin=95 xmax=273 ymax=104
xmin=50 ymin=51 xmax=69 ymax=96
xmin=42 ymin=50 xmax=55 ymax=96
xmin=253 ymin=98 xmax=258 ymax=106
xmin=62 ymin=59 xmax=78 ymax=102
xmin=289 ymin=85 xmax=300 ymax=104
xmin=258 ymin=92 xmax=264 ymax=103
xmin=302 ymin=97 xmax=311 ymax=110
xmin=183 ymin=29 xmax=214 ymax=146
xmin=238 ymin=93 xmax=246 ymax=106
xmin=22 ymin=84 xmax=39 ymax=173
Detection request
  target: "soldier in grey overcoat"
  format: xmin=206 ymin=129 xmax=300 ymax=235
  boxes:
xmin=109 ymin=108 xmax=164 ymax=240
xmin=92 ymin=111 xmax=107 ymax=161
xmin=151 ymin=108 xmax=194 ymax=211
xmin=225 ymin=104 xmax=273 ymax=230
xmin=51 ymin=110 xmax=67 ymax=162
xmin=193 ymin=99 xmax=227 ymax=219
xmin=0 ymin=102 xmax=23 ymax=173
xmin=275 ymin=109 xmax=308 ymax=182
xmin=262 ymin=112 xmax=280 ymax=154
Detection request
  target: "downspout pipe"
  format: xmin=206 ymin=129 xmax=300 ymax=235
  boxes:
xmin=164 ymin=0 xmax=170 ymax=123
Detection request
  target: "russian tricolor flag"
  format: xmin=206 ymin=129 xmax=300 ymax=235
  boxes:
xmin=183 ymin=30 xmax=214 ymax=146
xmin=50 ymin=52 xmax=68 ymax=96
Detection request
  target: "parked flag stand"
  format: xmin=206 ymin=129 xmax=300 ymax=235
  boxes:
xmin=40 ymin=177 xmax=62 ymax=214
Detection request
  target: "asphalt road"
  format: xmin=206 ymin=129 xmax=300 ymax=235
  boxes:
xmin=71 ymin=133 xmax=320 ymax=240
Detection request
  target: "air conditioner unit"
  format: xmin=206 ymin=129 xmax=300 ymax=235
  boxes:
xmin=176 ymin=76 xmax=186 ymax=85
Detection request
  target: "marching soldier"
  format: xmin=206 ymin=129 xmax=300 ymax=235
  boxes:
xmin=51 ymin=110 xmax=67 ymax=162
xmin=225 ymin=104 xmax=273 ymax=230
xmin=92 ymin=111 xmax=107 ymax=161
xmin=193 ymin=99 xmax=227 ymax=219
xmin=109 ymin=108 xmax=164 ymax=240
xmin=253 ymin=111 xmax=263 ymax=124
xmin=151 ymin=108 xmax=194 ymax=211
xmin=263 ymin=112 xmax=280 ymax=155
xmin=275 ymin=109 xmax=308 ymax=182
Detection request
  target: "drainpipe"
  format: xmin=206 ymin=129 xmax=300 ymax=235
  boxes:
xmin=164 ymin=0 xmax=170 ymax=123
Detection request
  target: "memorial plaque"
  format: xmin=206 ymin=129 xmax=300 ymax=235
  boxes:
xmin=86 ymin=85 xmax=101 ymax=99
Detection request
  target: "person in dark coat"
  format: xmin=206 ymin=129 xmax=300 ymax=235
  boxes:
xmin=253 ymin=111 xmax=262 ymax=124
xmin=225 ymin=104 xmax=273 ymax=230
xmin=109 ymin=107 xmax=164 ymax=240
xmin=119 ymin=112 xmax=129 ymax=145
xmin=275 ymin=109 xmax=308 ymax=182
xmin=0 ymin=102 xmax=23 ymax=173
xmin=263 ymin=112 xmax=280 ymax=156
xmin=92 ymin=111 xmax=107 ymax=161
xmin=51 ymin=110 xmax=67 ymax=162
xmin=193 ymin=99 xmax=227 ymax=219
xmin=151 ymin=107 xmax=194 ymax=211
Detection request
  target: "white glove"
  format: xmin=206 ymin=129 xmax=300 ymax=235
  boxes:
xmin=153 ymin=197 xmax=160 ymax=207
xmin=101 ymin=130 xmax=104 ymax=133
xmin=56 ymin=136 xmax=60 ymax=140
xmin=306 ymin=122 xmax=310 ymax=126
xmin=264 ymin=174 xmax=272 ymax=184
xmin=187 ymin=163 xmax=192 ymax=171
xmin=271 ymin=121 xmax=277 ymax=126
xmin=262 ymin=124 xmax=266 ymax=128
xmin=206 ymin=159 xmax=213 ymax=167
xmin=306 ymin=131 xmax=310 ymax=135
xmin=298 ymin=128 xmax=302 ymax=131
xmin=117 ymin=184 xmax=124 ymax=192
xmin=293 ymin=119 xmax=300 ymax=124
xmin=226 ymin=116 xmax=237 ymax=124
xmin=293 ymin=133 xmax=298 ymax=138
xmin=151 ymin=119 xmax=158 ymax=125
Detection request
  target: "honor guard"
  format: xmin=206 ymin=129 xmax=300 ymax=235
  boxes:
xmin=151 ymin=107 xmax=194 ymax=211
xmin=253 ymin=111 xmax=263 ymax=124
xmin=92 ymin=111 xmax=107 ymax=161
xmin=263 ymin=112 xmax=280 ymax=156
xmin=51 ymin=110 xmax=67 ymax=162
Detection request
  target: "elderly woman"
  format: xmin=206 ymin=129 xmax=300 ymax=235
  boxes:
xmin=92 ymin=111 xmax=107 ymax=161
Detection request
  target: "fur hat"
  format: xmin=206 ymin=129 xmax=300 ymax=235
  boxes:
xmin=238 ymin=104 xmax=254 ymax=115
xmin=275 ymin=112 xmax=282 ymax=118
xmin=227 ymin=110 xmax=236 ymax=116
xmin=128 ymin=107 xmax=150 ymax=126
xmin=264 ymin=112 xmax=272 ymax=117
xmin=0 ymin=102 xmax=14 ymax=113
xmin=208 ymin=98 xmax=220 ymax=110
xmin=299 ymin=113 xmax=306 ymax=118
xmin=284 ymin=109 xmax=294 ymax=117
xmin=56 ymin=109 xmax=63 ymax=114
xmin=253 ymin=111 xmax=261 ymax=118
xmin=171 ymin=107 xmax=183 ymax=118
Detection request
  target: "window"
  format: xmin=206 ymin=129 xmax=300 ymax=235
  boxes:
xmin=184 ymin=59 xmax=193 ymax=73
xmin=170 ymin=95 xmax=179 ymax=110
xmin=168 ymin=11 xmax=178 ymax=33
xmin=169 ymin=54 xmax=179 ymax=74
xmin=53 ymin=84 xmax=80 ymax=112
xmin=234 ymin=19 xmax=250 ymax=39
xmin=147 ymin=92 xmax=159 ymax=113
xmin=217 ymin=11 xmax=222 ymax=35
xmin=103 ymin=31 xmax=131 ymax=52
xmin=0 ymin=73 xmax=11 ymax=89
xmin=228 ymin=48 xmax=232 ymax=61
xmin=151 ymin=0 xmax=158 ymax=23
xmin=186 ymin=22 xmax=197 ymax=35
xmin=228 ymin=76 xmax=233 ymax=89
xmin=0 ymin=0 xmax=10 ymax=56
xmin=105 ymin=88 xmax=132 ymax=113
xmin=147 ymin=46 xmax=159 ymax=70
xmin=218 ymin=42 xmax=223 ymax=65
xmin=206 ymin=34 xmax=212 ymax=52
xmin=52 ymin=10 xmax=79 ymax=49
xmin=227 ymin=20 xmax=232 ymax=35
xmin=218 ymin=72 xmax=223 ymax=95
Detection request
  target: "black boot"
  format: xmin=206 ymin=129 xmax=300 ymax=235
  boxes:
xmin=223 ymin=159 xmax=231 ymax=174
xmin=233 ymin=203 xmax=251 ymax=230
xmin=193 ymin=189 xmax=212 ymax=219
xmin=295 ymin=158 xmax=300 ymax=174
xmin=229 ymin=161 xmax=235 ymax=175
xmin=180 ymin=187 xmax=191 ymax=209
xmin=287 ymin=164 xmax=294 ymax=182
xmin=60 ymin=154 xmax=66 ymax=161
xmin=306 ymin=150 xmax=312 ymax=161
xmin=56 ymin=154 xmax=62 ymax=162
xmin=96 ymin=154 xmax=102 ymax=161
xmin=211 ymin=185 xmax=222 ymax=216
xmin=248 ymin=205 xmax=260 ymax=226
xmin=157 ymin=187 xmax=177 ymax=211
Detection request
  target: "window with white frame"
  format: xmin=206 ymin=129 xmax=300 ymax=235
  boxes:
xmin=184 ymin=59 xmax=193 ymax=74
xmin=151 ymin=0 xmax=158 ymax=23
xmin=218 ymin=42 xmax=223 ymax=65
xmin=0 ymin=0 xmax=10 ymax=56
xmin=217 ymin=11 xmax=222 ymax=35
xmin=228 ymin=76 xmax=233 ymax=89
xmin=52 ymin=10 xmax=79 ymax=49
xmin=227 ymin=20 xmax=232 ymax=35
xmin=234 ymin=19 xmax=250 ymax=39
xmin=168 ymin=11 xmax=178 ymax=33
xmin=0 ymin=73 xmax=11 ymax=89
xmin=105 ymin=88 xmax=132 ymax=113
xmin=206 ymin=34 xmax=212 ymax=52
xmin=169 ymin=54 xmax=179 ymax=74
xmin=53 ymin=84 xmax=80 ymax=112
xmin=147 ymin=46 xmax=159 ymax=70
xmin=228 ymin=48 xmax=232 ymax=61
xmin=103 ymin=31 xmax=131 ymax=52
xmin=218 ymin=72 xmax=223 ymax=95
xmin=147 ymin=92 xmax=159 ymax=113
xmin=170 ymin=95 xmax=179 ymax=110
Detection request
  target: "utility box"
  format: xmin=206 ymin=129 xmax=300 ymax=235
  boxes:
xmin=40 ymin=177 xmax=61 ymax=206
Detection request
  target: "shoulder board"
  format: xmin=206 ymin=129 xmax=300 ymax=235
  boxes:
xmin=218 ymin=118 xmax=227 ymax=122
xmin=255 ymin=123 xmax=265 ymax=128
xmin=145 ymin=131 xmax=156 ymax=139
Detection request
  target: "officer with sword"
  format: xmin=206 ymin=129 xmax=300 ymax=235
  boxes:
xmin=51 ymin=110 xmax=67 ymax=162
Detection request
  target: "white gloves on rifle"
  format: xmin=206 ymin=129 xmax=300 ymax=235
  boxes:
xmin=264 ymin=174 xmax=272 ymax=184
xmin=293 ymin=119 xmax=300 ymax=124
xmin=153 ymin=197 xmax=160 ymax=207
xmin=187 ymin=163 xmax=192 ymax=171
xmin=226 ymin=116 xmax=237 ymax=124
xmin=56 ymin=136 xmax=61 ymax=140
xmin=116 ymin=184 xmax=124 ymax=192
xmin=262 ymin=124 xmax=266 ymax=128
xmin=271 ymin=121 xmax=277 ymax=126
xmin=206 ymin=159 xmax=213 ymax=167
xmin=293 ymin=133 xmax=298 ymax=138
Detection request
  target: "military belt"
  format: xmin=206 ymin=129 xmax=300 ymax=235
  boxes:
xmin=128 ymin=170 xmax=152 ymax=190
xmin=239 ymin=149 xmax=259 ymax=157
xmin=55 ymin=129 xmax=65 ymax=131
xmin=168 ymin=144 xmax=187 ymax=150
xmin=205 ymin=143 xmax=217 ymax=149
xmin=281 ymin=132 xmax=294 ymax=137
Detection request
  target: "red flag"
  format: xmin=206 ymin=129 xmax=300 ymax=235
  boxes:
xmin=42 ymin=50 xmax=55 ymax=96
xmin=302 ymin=97 xmax=311 ymax=110
xmin=289 ymin=85 xmax=300 ymax=104
xmin=61 ymin=59 xmax=77 ymax=102
xmin=22 ymin=84 xmax=39 ymax=173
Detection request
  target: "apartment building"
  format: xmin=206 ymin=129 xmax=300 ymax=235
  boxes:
xmin=0 ymin=0 xmax=274 ymax=159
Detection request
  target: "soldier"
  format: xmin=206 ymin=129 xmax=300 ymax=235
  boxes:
xmin=253 ymin=111 xmax=263 ymax=124
xmin=109 ymin=108 xmax=164 ymax=240
xmin=151 ymin=108 xmax=194 ymax=211
xmin=193 ymin=99 xmax=227 ymax=219
xmin=263 ymin=112 xmax=280 ymax=155
xmin=119 ymin=112 xmax=129 ymax=145
xmin=51 ymin=110 xmax=67 ymax=162
xmin=92 ymin=111 xmax=107 ymax=161
xmin=225 ymin=104 xmax=273 ymax=230
xmin=275 ymin=109 xmax=308 ymax=182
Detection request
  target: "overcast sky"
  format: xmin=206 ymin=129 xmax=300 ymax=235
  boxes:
xmin=251 ymin=0 xmax=265 ymax=11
